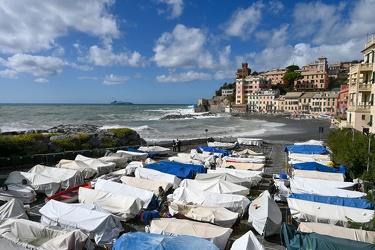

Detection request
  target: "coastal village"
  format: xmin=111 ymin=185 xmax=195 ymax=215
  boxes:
xmin=1 ymin=30 xmax=375 ymax=250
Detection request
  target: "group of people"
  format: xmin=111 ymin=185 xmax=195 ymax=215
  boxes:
xmin=172 ymin=139 xmax=182 ymax=152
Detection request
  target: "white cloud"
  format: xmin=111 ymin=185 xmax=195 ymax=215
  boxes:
xmin=34 ymin=78 xmax=49 ymax=83
xmin=157 ymin=0 xmax=184 ymax=19
xmin=0 ymin=0 xmax=119 ymax=54
xmin=77 ymin=76 xmax=99 ymax=80
xmin=221 ymin=2 xmax=264 ymax=40
xmin=0 ymin=54 xmax=66 ymax=77
xmin=156 ymin=71 xmax=211 ymax=83
xmin=268 ymin=1 xmax=284 ymax=14
xmin=86 ymin=38 xmax=146 ymax=67
xmin=256 ymin=24 xmax=289 ymax=47
xmin=103 ymin=74 xmax=130 ymax=85
xmin=152 ymin=24 xmax=215 ymax=69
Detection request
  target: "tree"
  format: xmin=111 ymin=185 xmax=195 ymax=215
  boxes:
xmin=286 ymin=65 xmax=300 ymax=72
xmin=282 ymin=71 xmax=303 ymax=87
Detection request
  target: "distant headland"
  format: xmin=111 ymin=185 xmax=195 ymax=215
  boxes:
xmin=110 ymin=100 xmax=133 ymax=105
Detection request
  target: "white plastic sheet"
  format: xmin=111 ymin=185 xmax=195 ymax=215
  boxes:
xmin=179 ymin=179 xmax=249 ymax=196
xmin=135 ymin=167 xmax=181 ymax=189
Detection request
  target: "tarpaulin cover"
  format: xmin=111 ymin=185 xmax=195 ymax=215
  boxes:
xmin=168 ymin=201 xmax=239 ymax=228
xmin=248 ymin=191 xmax=282 ymax=237
xmin=289 ymin=193 xmax=374 ymax=209
xmin=56 ymin=159 xmax=97 ymax=179
xmin=284 ymin=145 xmax=330 ymax=154
xmin=147 ymin=164 xmax=195 ymax=180
xmin=195 ymin=172 xmax=254 ymax=188
xmin=291 ymin=162 xmax=346 ymax=174
xmin=159 ymin=160 xmax=206 ymax=174
xmin=292 ymin=176 xmax=355 ymax=190
xmin=39 ymin=200 xmax=123 ymax=245
xmin=196 ymin=146 xmax=229 ymax=156
xmin=113 ymin=231 xmax=219 ymax=250
xmin=172 ymin=187 xmax=250 ymax=214
xmin=135 ymin=167 xmax=182 ymax=188
xmin=280 ymin=223 xmax=375 ymax=250
xmin=179 ymin=179 xmax=249 ymax=196
xmin=75 ymin=154 xmax=116 ymax=176
xmin=121 ymin=176 xmax=172 ymax=195
xmin=292 ymin=169 xmax=345 ymax=182
xmin=230 ymin=230 xmax=265 ymax=250
xmin=149 ymin=218 xmax=232 ymax=250
xmin=116 ymin=149 xmax=148 ymax=161
xmin=0 ymin=198 xmax=28 ymax=222
xmin=94 ymin=178 xmax=158 ymax=210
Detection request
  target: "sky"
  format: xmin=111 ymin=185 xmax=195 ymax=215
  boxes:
xmin=0 ymin=0 xmax=374 ymax=104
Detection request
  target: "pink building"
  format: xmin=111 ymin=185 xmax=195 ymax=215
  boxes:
xmin=295 ymin=57 xmax=329 ymax=91
xmin=337 ymin=84 xmax=349 ymax=119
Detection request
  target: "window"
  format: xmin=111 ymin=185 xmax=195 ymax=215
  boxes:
xmin=362 ymin=115 xmax=366 ymax=120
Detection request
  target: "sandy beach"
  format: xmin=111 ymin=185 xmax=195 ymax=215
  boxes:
xmin=0 ymin=117 xmax=333 ymax=249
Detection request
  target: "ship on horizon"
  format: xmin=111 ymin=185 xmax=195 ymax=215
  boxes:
xmin=110 ymin=100 xmax=133 ymax=105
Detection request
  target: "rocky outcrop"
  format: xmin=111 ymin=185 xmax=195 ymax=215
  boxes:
xmin=195 ymin=96 xmax=231 ymax=113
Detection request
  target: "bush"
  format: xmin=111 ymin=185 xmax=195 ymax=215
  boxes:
xmin=109 ymin=128 xmax=133 ymax=138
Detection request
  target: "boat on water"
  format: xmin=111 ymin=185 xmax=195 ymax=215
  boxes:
xmin=45 ymin=182 xmax=92 ymax=203
xmin=110 ymin=100 xmax=133 ymax=105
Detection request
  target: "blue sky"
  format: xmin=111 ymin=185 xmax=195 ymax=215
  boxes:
xmin=0 ymin=0 xmax=374 ymax=104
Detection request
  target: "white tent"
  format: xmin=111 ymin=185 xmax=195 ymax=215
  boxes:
xmin=5 ymin=171 xmax=60 ymax=197
xmin=0 ymin=198 xmax=29 ymax=223
xmin=121 ymin=176 xmax=172 ymax=195
xmin=116 ymin=150 xmax=148 ymax=161
xmin=287 ymin=196 xmax=374 ymax=226
xmin=56 ymin=159 xmax=97 ymax=179
xmin=292 ymin=176 xmax=355 ymax=190
xmin=28 ymin=164 xmax=84 ymax=190
xmin=78 ymin=187 xmax=143 ymax=221
xmin=95 ymin=178 xmax=155 ymax=209
xmin=248 ymin=191 xmax=282 ymax=237
xmin=0 ymin=218 xmax=90 ymax=250
xmin=40 ymin=200 xmax=123 ymax=245
xmin=168 ymin=201 xmax=239 ymax=228
xmin=172 ymin=187 xmax=250 ymax=214
xmin=75 ymin=154 xmax=116 ymax=176
xmin=135 ymin=167 xmax=181 ymax=189
xmin=290 ymin=177 xmax=366 ymax=198
xmin=230 ymin=230 xmax=265 ymax=250
xmin=149 ymin=218 xmax=233 ymax=250
xmin=292 ymin=169 xmax=345 ymax=182
xmin=298 ymin=222 xmax=375 ymax=244
xmin=179 ymin=179 xmax=249 ymax=196
xmin=195 ymin=172 xmax=253 ymax=188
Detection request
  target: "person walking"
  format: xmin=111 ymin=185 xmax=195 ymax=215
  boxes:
xmin=176 ymin=139 xmax=181 ymax=152
xmin=268 ymin=179 xmax=277 ymax=199
xmin=172 ymin=140 xmax=176 ymax=152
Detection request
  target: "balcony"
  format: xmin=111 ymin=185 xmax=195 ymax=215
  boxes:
xmin=358 ymin=83 xmax=372 ymax=91
xmin=347 ymin=102 xmax=372 ymax=112
xmin=358 ymin=63 xmax=374 ymax=71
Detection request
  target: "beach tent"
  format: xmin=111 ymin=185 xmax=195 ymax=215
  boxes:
xmin=160 ymin=160 xmax=206 ymax=174
xmin=75 ymin=154 xmax=116 ymax=176
xmin=116 ymin=149 xmax=148 ymax=161
xmin=0 ymin=218 xmax=90 ymax=250
xmin=196 ymin=146 xmax=229 ymax=156
xmin=230 ymin=230 xmax=265 ymax=250
xmin=4 ymin=171 xmax=60 ymax=197
xmin=292 ymin=169 xmax=345 ymax=182
xmin=135 ymin=167 xmax=182 ymax=188
xmin=56 ymin=159 xmax=97 ymax=179
xmin=172 ymin=187 xmax=250 ymax=214
xmin=287 ymin=193 xmax=374 ymax=226
xmin=248 ymin=191 xmax=282 ymax=237
xmin=280 ymin=223 xmax=375 ymax=250
xmin=179 ymin=179 xmax=249 ymax=196
xmin=78 ymin=187 xmax=144 ymax=221
xmin=28 ymin=164 xmax=84 ymax=190
xmin=290 ymin=177 xmax=366 ymax=198
xmin=147 ymin=163 xmax=196 ymax=179
xmin=284 ymin=144 xmax=330 ymax=155
xmin=195 ymin=172 xmax=253 ymax=188
xmin=0 ymin=198 xmax=29 ymax=223
xmin=149 ymin=218 xmax=233 ymax=250
xmin=121 ymin=176 xmax=172 ymax=195
xmin=168 ymin=201 xmax=239 ymax=228
xmin=40 ymin=200 xmax=123 ymax=245
xmin=298 ymin=222 xmax=375 ymax=244
xmin=113 ymin=231 xmax=220 ymax=250
xmin=94 ymin=178 xmax=158 ymax=210
xmin=291 ymin=162 xmax=346 ymax=174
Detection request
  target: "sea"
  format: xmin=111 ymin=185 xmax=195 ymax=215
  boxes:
xmin=0 ymin=103 xmax=290 ymax=143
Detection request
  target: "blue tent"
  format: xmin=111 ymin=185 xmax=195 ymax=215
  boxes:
xmin=147 ymin=164 xmax=196 ymax=179
xmin=196 ymin=146 xmax=229 ymax=156
xmin=159 ymin=160 xmax=206 ymax=174
xmin=284 ymin=145 xmax=330 ymax=155
xmin=113 ymin=232 xmax=219 ymax=250
xmin=291 ymin=162 xmax=346 ymax=174
xmin=280 ymin=223 xmax=375 ymax=250
xmin=289 ymin=193 xmax=374 ymax=210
